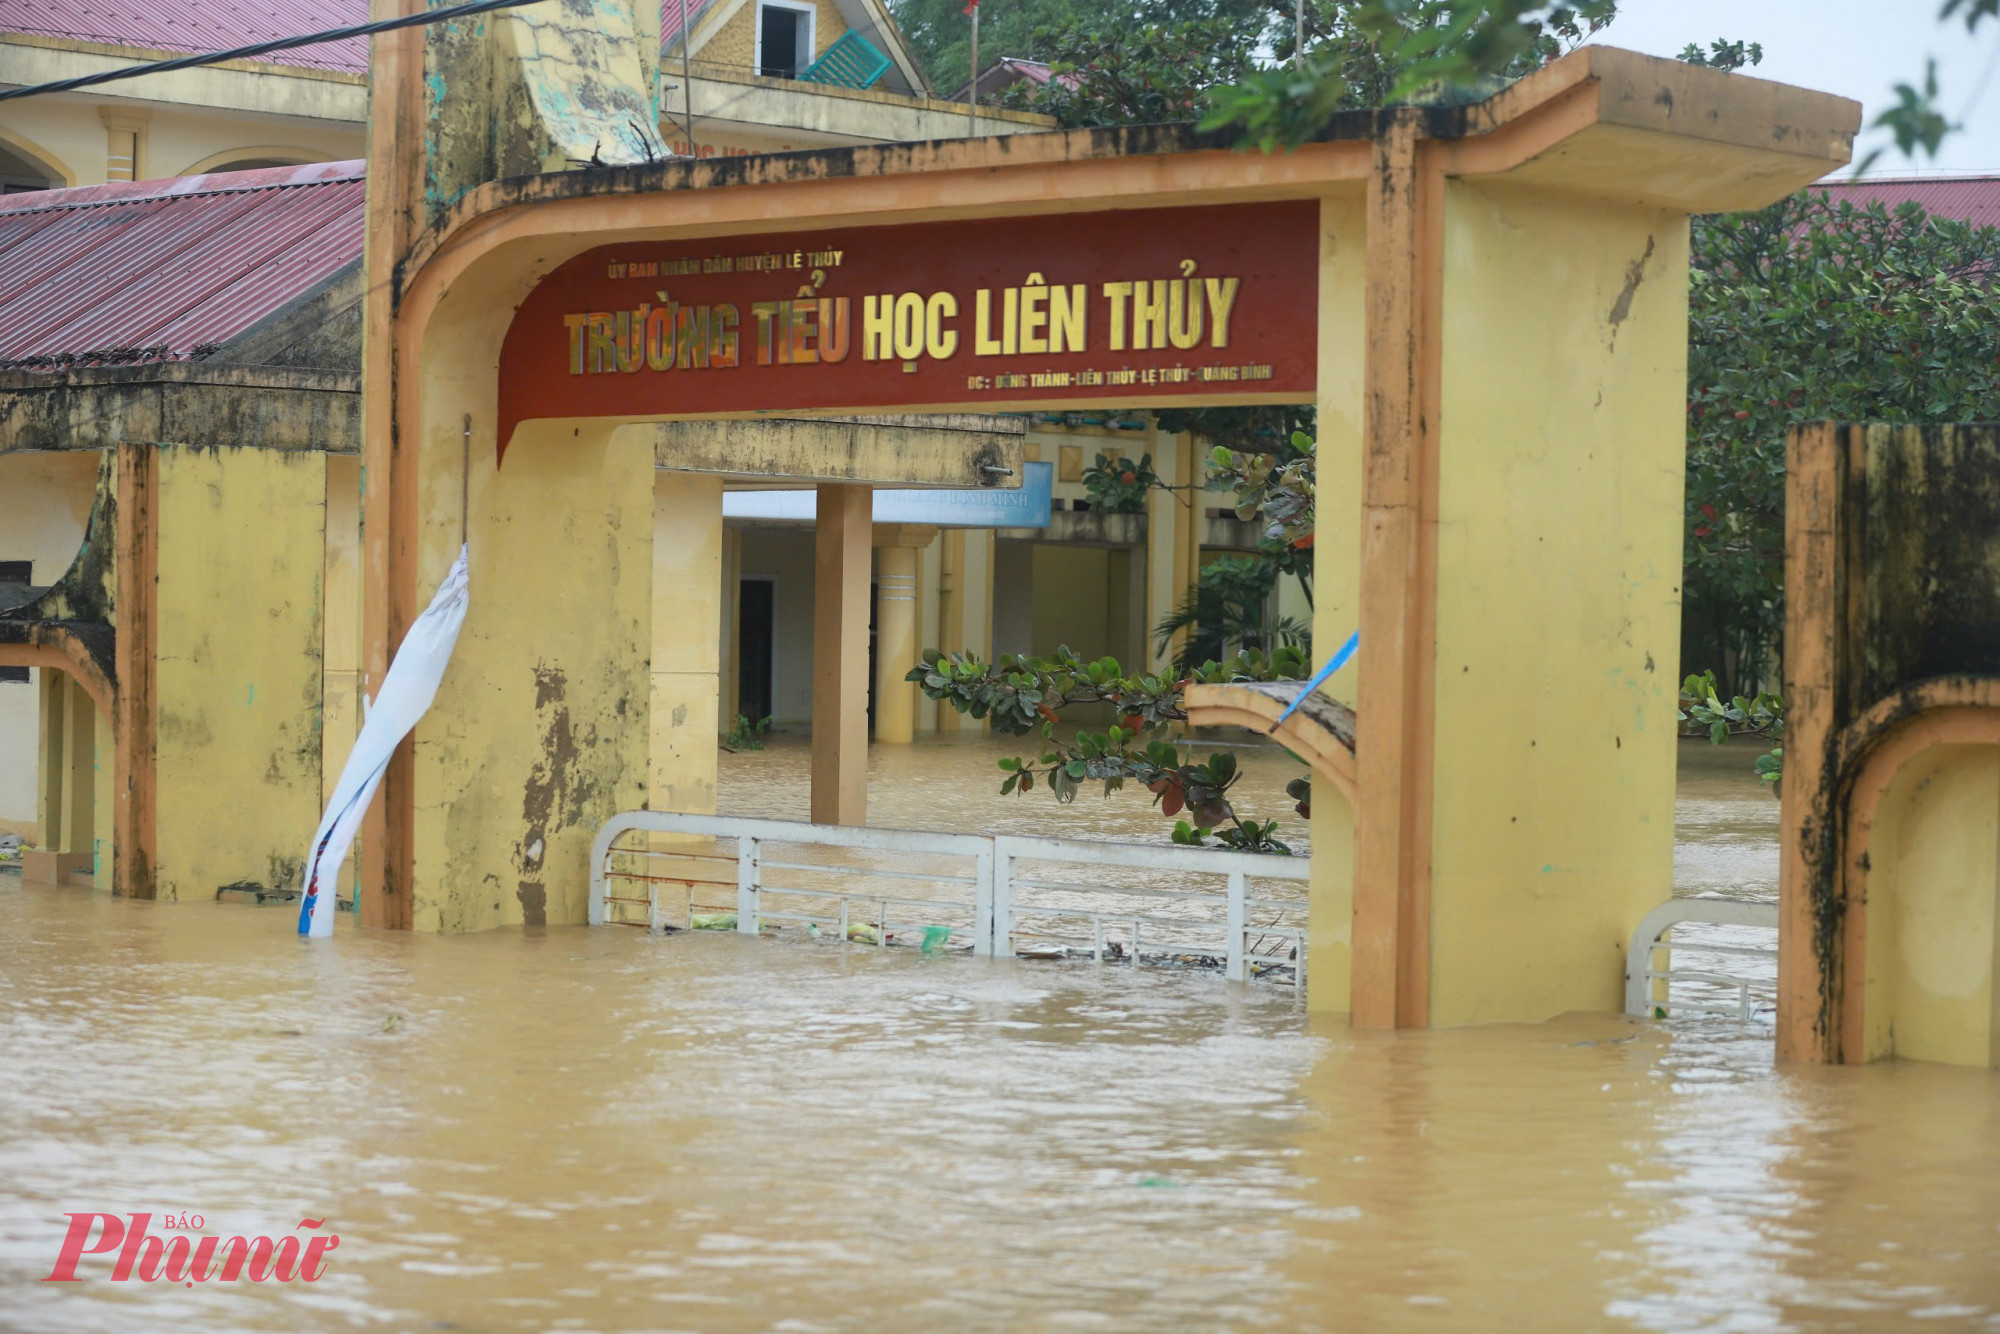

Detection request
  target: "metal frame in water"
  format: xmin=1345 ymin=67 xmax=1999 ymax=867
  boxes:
xmin=1624 ymin=898 xmax=1779 ymax=1023
xmin=588 ymin=812 xmax=1311 ymax=986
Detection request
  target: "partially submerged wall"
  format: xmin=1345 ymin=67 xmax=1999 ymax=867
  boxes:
xmin=151 ymin=445 xmax=326 ymax=901
xmin=1783 ymin=423 xmax=2000 ymax=1066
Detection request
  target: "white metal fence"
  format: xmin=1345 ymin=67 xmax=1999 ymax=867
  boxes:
xmin=589 ymin=811 xmax=1311 ymax=986
xmin=1624 ymin=897 xmax=1780 ymax=1022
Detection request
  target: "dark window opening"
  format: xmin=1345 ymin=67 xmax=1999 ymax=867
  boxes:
xmin=1 ymin=562 xmax=31 ymax=679
xmin=758 ymin=3 xmax=807 ymax=77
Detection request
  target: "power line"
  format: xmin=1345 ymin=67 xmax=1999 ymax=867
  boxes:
xmin=0 ymin=0 xmax=544 ymax=103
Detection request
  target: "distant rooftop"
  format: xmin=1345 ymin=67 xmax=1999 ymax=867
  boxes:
xmin=0 ymin=0 xmax=371 ymax=74
xmin=1812 ymin=175 xmax=2000 ymax=230
xmin=0 ymin=161 xmax=364 ymax=369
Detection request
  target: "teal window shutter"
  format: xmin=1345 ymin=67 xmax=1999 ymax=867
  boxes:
xmin=797 ymin=31 xmax=892 ymax=89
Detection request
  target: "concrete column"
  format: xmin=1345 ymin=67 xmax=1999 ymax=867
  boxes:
xmin=35 ymin=668 xmax=63 ymax=851
xmin=811 ymin=484 xmax=871 ymax=825
xmin=870 ymin=524 xmax=935 ymax=744
xmin=26 ymin=672 xmax=95 ymax=884
xmin=916 ymin=535 xmax=942 ymax=732
xmin=61 ymin=676 xmax=94 ymax=864
xmin=652 ymin=473 xmax=724 ymax=815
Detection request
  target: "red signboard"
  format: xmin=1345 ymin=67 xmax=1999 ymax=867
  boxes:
xmin=496 ymin=201 xmax=1318 ymax=460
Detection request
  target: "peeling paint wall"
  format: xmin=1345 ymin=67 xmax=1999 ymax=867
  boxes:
xmin=411 ymin=420 xmax=652 ymax=932
xmin=1426 ymin=181 xmax=1689 ymax=1024
xmin=425 ymin=0 xmax=663 ymax=220
xmin=152 ymin=445 xmax=326 ymax=901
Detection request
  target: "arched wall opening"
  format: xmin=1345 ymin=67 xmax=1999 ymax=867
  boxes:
xmin=0 ymin=132 xmax=72 ymax=191
xmin=1847 ymin=709 xmax=2000 ymax=1067
xmin=179 ymin=148 xmax=337 ymax=176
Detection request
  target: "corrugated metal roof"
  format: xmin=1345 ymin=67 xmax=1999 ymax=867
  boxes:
xmin=0 ymin=0 xmax=370 ymax=74
xmin=661 ymin=0 xmax=722 ymax=53
xmin=2 ymin=0 xmax=719 ymax=73
xmin=0 ymin=161 xmax=364 ymax=369
xmin=1812 ymin=176 xmax=2000 ymax=230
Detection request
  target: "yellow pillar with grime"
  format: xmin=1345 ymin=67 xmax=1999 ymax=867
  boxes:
xmin=1307 ymin=188 xmax=1368 ymax=1011
xmin=811 ymin=484 xmax=871 ymax=824
xmin=871 ymin=524 xmax=935 ymax=745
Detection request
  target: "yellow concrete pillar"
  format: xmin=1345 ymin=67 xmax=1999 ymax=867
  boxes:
xmin=35 ymin=668 xmax=64 ymax=852
xmin=870 ymin=524 xmax=935 ymax=744
xmin=99 ymin=106 xmax=147 ymax=182
xmin=1143 ymin=424 xmax=1183 ymax=673
xmin=25 ymin=673 xmax=97 ymax=884
xmin=1309 ymin=189 xmax=1369 ymax=1014
xmin=651 ymin=472 xmax=724 ymax=815
xmin=916 ymin=535 xmax=942 ymax=732
xmin=59 ymin=674 xmax=94 ymax=861
xmin=92 ymin=700 xmax=112 ymax=883
xmin=811 ymin=484 xmax=871 ymax=825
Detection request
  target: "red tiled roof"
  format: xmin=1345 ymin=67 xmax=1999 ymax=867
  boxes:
xmin=1812 ymin=176 xmax=2000 ymax=230
xmin=0 ymin=161 xmax=365 ymax=368
xmin=951 ymin=57 xmax=1074 ymax=103
xmin=0 ymin=0 xmax=371 ymax=74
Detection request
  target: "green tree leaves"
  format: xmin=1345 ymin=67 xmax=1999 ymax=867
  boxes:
xmin=908 ymin=644 xmax=1308 ymax=851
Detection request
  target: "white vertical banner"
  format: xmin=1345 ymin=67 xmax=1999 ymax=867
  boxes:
xmin=298 ymin=546 xmax=470 ymax=937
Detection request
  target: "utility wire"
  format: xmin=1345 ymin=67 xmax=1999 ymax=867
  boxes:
xmin=0 ymin=0 xmax=545 ymax=103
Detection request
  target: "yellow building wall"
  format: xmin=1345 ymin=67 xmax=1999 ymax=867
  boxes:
xmin=0 ymin=93 xmax=361 ymax=187
xmin=409 ymin=418 xmax=653 ymax=932
xmin=738 ymin=527 xmax=817 ymax=726
xmin=652 ymin=473 xmax=723 ymax=814
xmin=152 ymin=445 xmax=327 ymax=900
xmin=321 ymin=455 xmax=363 ymax=902
xmin=1307 ymin=189 xmax=1368 ymax=1013
xmin=1426 ymin=181 xmax=1687 ymax=1025
xmin=1861 ymin=745 xmax=2000 ymax=1067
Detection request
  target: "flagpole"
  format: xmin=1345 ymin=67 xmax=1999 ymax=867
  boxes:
xmin=966 ymin=0 xmax=978 ymax=137
xmin=680 ymin=0 xmax=697 ymax=149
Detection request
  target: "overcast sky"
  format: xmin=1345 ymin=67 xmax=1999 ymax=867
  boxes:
xmin=1584 ymin=0 xmax=2000 ymax=176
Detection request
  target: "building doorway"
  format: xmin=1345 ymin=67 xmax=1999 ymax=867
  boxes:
xmin=737 ymin=576 xmax=775 ymax=725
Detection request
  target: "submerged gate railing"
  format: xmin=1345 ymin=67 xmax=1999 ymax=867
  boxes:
xmin=589 ymin=811 xmax=1311 ymax=986
xmin=1624 ymin=897 xmax=1779 ymax=1022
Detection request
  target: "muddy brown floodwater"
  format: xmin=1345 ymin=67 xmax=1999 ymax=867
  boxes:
xmin=3 ymin=738 xmax=1998 ymax=1332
